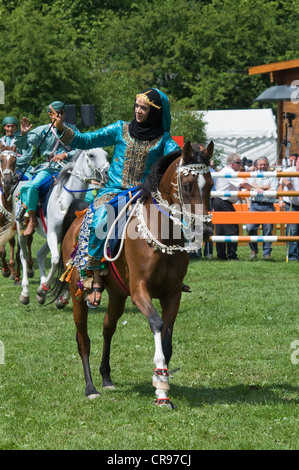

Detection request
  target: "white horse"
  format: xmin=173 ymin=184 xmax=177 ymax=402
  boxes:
xmin=17 ymin=148 xmax=109 ymax=305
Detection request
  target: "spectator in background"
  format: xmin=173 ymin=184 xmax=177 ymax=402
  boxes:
xmin=246 ymin=156 xmax=278 ymax=260
xmin=241 ymin=156 xmax=253 ymax=171
xmin=279 ymin=153 xmax=299 ymax=261
xmin=213 ymin=153 xmax=256 ymax=260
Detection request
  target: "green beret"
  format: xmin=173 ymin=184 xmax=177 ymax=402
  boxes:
xmin=2 ymin=116 xmax=18 ymax=127
xmin=47 ymin=101 xmax=65 ymax=112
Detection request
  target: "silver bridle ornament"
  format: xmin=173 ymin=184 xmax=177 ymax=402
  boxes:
xmin=68 ymin=150 xmax=109 ymax=184
xmin=136 ymin=163 xmax=213 ymax=254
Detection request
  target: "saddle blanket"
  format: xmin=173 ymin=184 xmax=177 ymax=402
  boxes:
xmin=71 ymin=187 xmax=142 ymax=278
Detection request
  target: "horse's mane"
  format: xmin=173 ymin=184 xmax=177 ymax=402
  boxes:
xmin=55 ymin=150 xmax=81 ymax=188
xmin=139 ymin=144 xmax=210 ymax=202
xmin=139 ymin=150 xmax=182 ymax=202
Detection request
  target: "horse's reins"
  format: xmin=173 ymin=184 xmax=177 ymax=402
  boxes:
xmin=135 ymin=163 xmax=213 ymax=254
xmin=103 ymin=162 xmax=213 ymax=260
xmin=0 ymin=197 xmax=14 ymax=221
xmin=103 ymin=190 xmax=142 ymax=262
xmin=62 ymin=151 xmax=109 ymax=191
xmin=55 ymin=152 xmax=108 ymax=216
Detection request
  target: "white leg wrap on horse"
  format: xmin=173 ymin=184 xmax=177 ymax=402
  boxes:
xmin=152 ymin=332 xmax=169 ymax=393
xmin=153 ymin=331 xmax=165 ymax=368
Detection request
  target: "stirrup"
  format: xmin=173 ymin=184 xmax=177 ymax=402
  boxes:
xmin=16 ymin=204 xmax=26 ymax=222
xmin=86 ymin=286 xmax=104 ymax=309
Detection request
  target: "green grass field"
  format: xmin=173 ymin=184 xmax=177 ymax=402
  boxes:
xmin=0 ymin=235 xmax=298 ymax=451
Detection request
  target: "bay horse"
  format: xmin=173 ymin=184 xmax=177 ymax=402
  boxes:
xmin=0 ymin=145 xmax=33 ymax=282
xmin=54 ymin=141 xmax=214 ymax=407
xmin=16 ymin=148 xmax=109 ymax=305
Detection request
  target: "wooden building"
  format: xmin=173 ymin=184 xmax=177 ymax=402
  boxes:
xmin=248 ymin=59 xmax=299 ymax=163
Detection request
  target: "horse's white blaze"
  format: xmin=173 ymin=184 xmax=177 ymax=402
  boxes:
xmin=198 ymin=174 xmax=206 ymax=190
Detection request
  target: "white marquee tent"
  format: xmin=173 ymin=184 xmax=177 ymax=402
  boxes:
xmin=194 ymin=109 xmax=278 ymax=165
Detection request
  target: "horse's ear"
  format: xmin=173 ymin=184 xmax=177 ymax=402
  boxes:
xmin=205 ymin=141 xmax=214 ymax=160
xmin=182 ymin=141 xmax=192 ymax=163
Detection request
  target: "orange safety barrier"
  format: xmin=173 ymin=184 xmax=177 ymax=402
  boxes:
xmin=211 ymin=191 xmax=299 ymax=197
xmin=210 ymin=203 xmax=298 ymax=246
xmin=211 ymin=211 xmax=299 ymax=224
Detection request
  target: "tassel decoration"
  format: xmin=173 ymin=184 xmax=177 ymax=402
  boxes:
xmin=65 ymin=266 xmax=74 ymax=283
xmin=75 ymin=208 xmax=88 ymax=218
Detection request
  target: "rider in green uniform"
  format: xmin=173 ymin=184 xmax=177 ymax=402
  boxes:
xmin=14 ymin=101 xmax=78 ymax=235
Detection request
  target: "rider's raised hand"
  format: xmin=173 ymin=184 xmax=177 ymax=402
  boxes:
xmin=20 ymin=117 xmax=33 ymax=135
xmin=48 ymin=105 xmax=64 ymax=131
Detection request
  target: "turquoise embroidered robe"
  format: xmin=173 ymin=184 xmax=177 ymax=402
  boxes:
xmin=67 ymin=120 xmax=181 ymax=268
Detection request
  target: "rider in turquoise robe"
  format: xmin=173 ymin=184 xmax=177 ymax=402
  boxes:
xmin=1 ymin=116 xmax=34 ymax=179
xmin=54 ymin=88 xmax=180 ymax=306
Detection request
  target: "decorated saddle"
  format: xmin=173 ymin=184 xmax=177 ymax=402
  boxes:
xmin=63 ymin=187 xmax=142 ymax=296
xmin=16 ymin=173 xmax=58 ymax=223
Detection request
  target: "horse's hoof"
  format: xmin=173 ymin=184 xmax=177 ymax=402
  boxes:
xmin=2 ymin=269 xmax=10 ymax=278
xmin=153 ymin=398 xmax=176 ymax=409
xmin=37 ymin=285 xmax=48 ymax=296
xmin=36 ymin=294 xmax=46 ymax=305
xmin=36 ymin=285 xmax=48 ymax=304
xmin=87 ymin=393 xmax=101 ymax=400
xmin=85 ymin=384 xmax=101 ymax=398
xmin=102 ymin=377 xmax=115 ymax=389
xmin=9 ymin=274 xmax=15 ymax=281
xmin=27 ymin=269 xmax=34 ymax=279
xmin=20 ymin=295 xmax=29 ymax=305
xmin=55 ymin=297 xmax=69 ymax=309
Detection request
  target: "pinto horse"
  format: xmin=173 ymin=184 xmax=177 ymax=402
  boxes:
xmin=0 ymin=145 xmax=33 ymax=281
xmin=54 ymin=141 xmax=214 ymax=407
xmin=0 ymin=145 xmax=18 ymax=278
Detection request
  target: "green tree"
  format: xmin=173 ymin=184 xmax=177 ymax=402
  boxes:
xmin=92 ymin=0 xmax=299 ymax=109
xmin=171 ymin=111 xmax=207 ymax=144
xmin=2 ymin=0 xmax=299 ymax=129
xmin=0 ymin=2 xmax=95 ymax=124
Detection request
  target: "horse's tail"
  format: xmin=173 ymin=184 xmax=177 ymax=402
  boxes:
xmin=61 ymin=199 xmax=89 ymax=241
xmin=46 ymin=199 xmax=90 ymax=304
xmin=0 ymin=220 xmax=17 ymax=246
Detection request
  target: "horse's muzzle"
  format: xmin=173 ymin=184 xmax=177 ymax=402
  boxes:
xmin=2 ymin=175 xmax=14 ymax=188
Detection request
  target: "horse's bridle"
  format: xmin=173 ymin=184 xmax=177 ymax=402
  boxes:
xmin=57 ymin=150 xmax=109 ymax=215
xmin=67 ymin=150 xmax=109 ymax=184
xmin=135 ymin=163 xmax=213 ymax=255
xmin=154 ymin=163 xmax=213 ymax=225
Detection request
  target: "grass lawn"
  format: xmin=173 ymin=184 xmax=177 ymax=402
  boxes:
xmin=0 ymin=235 xmax=298 ymax=451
